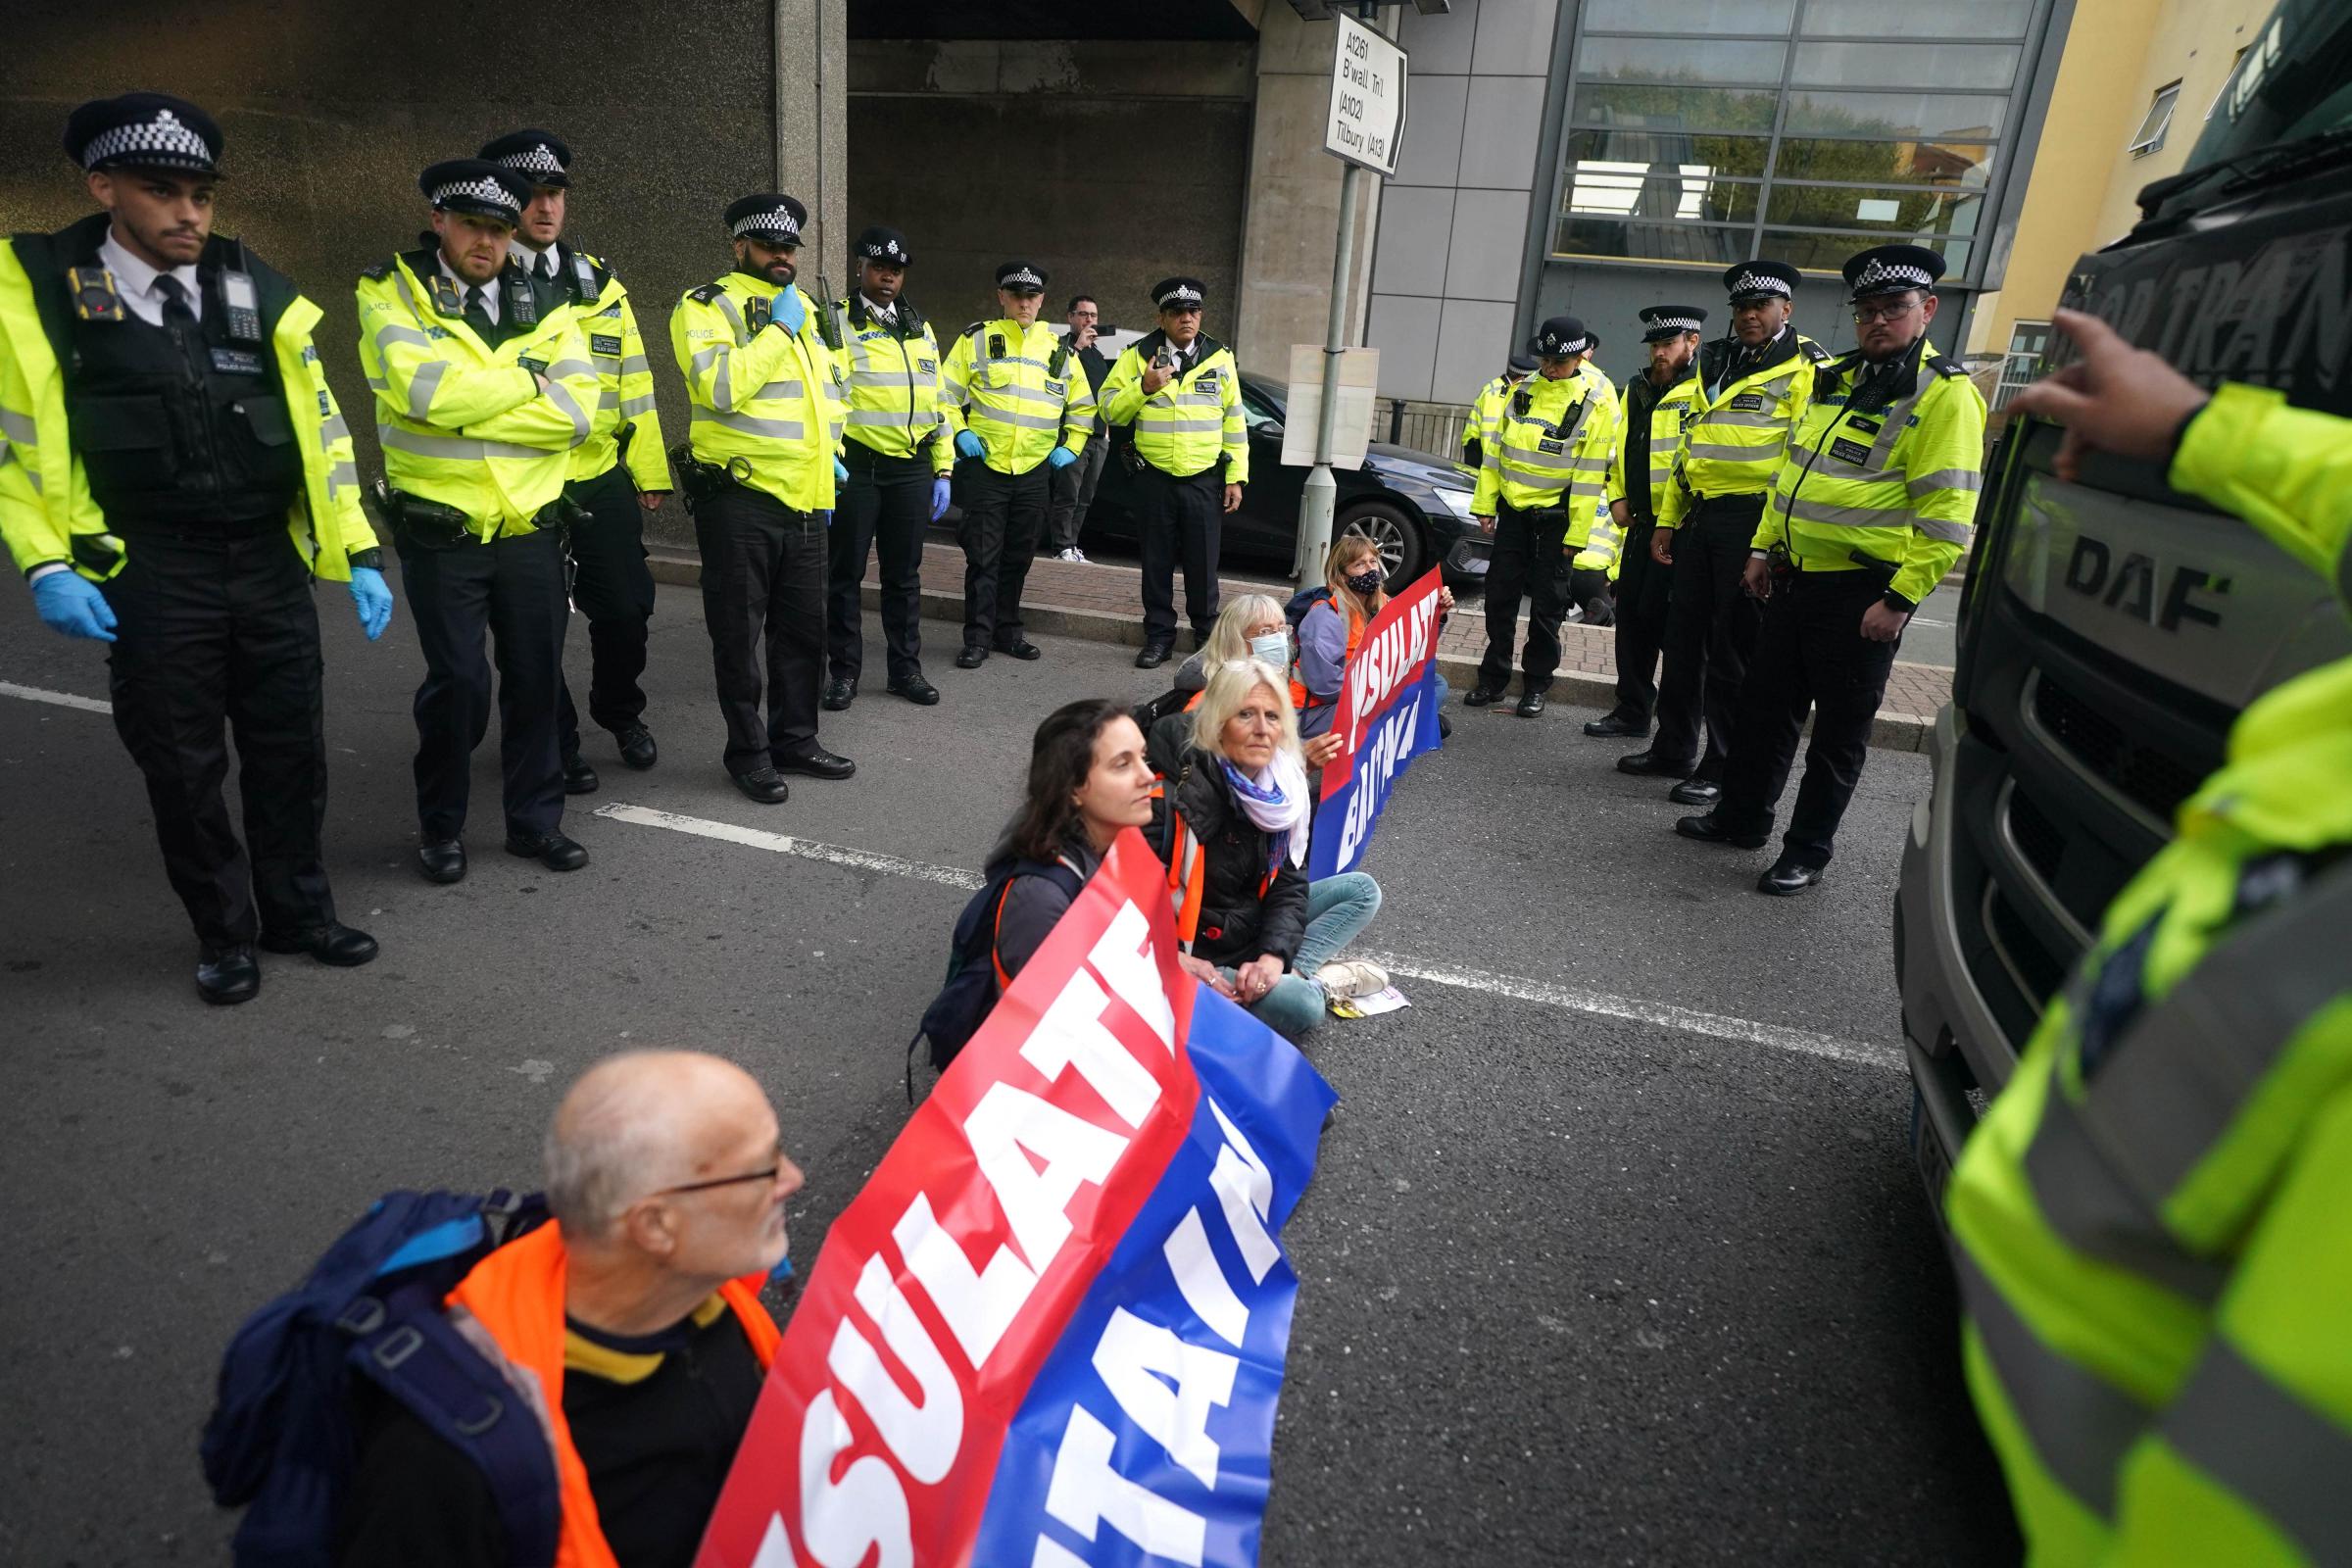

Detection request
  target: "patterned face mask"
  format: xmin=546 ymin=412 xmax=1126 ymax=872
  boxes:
xmin=1346 ymin=567 xmax=1384 ymax=597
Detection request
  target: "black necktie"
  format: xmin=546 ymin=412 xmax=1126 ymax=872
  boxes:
xmin=464 ymin=284 xmax=495 ymax=340
xmin=153 ymin=274 xmax=198 ymax=334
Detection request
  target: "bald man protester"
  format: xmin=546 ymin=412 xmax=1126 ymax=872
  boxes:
xmin=340 ymin=1051 xmax=802 ymax=1568
xmin=480 ymin=129 xmax=671 ymax=788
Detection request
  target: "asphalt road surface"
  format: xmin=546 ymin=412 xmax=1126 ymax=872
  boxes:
xmin=0 ymin=579 xmax=2015 ymax=1566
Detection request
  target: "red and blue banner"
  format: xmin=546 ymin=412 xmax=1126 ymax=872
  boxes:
xmin=1309 ymin=565 xmax=1446 ymax=879
xmin=695 ymin=830 xmax=1338 ymax=1568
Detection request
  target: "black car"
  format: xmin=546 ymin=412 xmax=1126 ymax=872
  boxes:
xmin=1081 ymin=372 xmax=1489 ymax=593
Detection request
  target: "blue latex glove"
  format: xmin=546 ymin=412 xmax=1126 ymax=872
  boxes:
xmin=1046 ymin=445 xmax=1078 ymax=471
xmin=955 ymin=430 xmax=986 ymax=461
xmin=30 ymin=571 xmax=116 ymax=642
xmin=818 ymin=511 xmax=833 ymax=529
xmin=771 ymin=284 xmax=807 ymax=335
xmin=347 ymin=565 xmax=393 ymax=641
xmin=833 ymin=457 xmax=848 ymax=483
xmin=929 ymin=474 xmax=953 ymax=521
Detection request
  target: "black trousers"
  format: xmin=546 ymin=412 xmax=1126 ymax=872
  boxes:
xmin=556 ymin=462 xmax=656 ymax=756
xmin=1717 ymin=571 xmax=1901 ymax=867
xmin=694 ymin=483 xmax=825 ymax=774
xmin=398 ymin=524 xmax=569 ymax=842
xmin=1477 ymin=501 xmax=1571 ymax=692
xmin=99 ymin=528 xmax=334 ymax=953
xmin=1135 ymin=465 xmax=1223 ymax=646
xmin=1046 ymin=437 xmax=1108 ymax=553
xmin=828 ymin=444 xmax=930 ymax=684
xmin=1609 ymin=516 xmax=1673 ymax=722
xmin=1652 ymin=497 xmax=1766 ymax=779
xmin=955 ymin=459 xmax=1048 ymax=650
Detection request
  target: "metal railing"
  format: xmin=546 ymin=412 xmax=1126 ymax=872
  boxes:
xmin=1372 ymin=397 xmax=1474 ymax=460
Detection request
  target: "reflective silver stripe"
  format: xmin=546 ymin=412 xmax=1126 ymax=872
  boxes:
xmin=986 ymin=382 xmax=1065 ymax=409
xmin=320 ymin=415 xmax=351 ymax=445
xmin=1567 ymin=456 xmax=1611 ymax=473
xmin=23 ymin=466 xmax=43 ymax=494
xmin=543 ymin=380 xmax=591 ymax=444
xmin=1499 ymin=443 xmax=1576 ymax=468
xmin=619 ymin=394 xmax=657 ymax=417
xmin=367 ymin=376 xmax=389 ymax=392
xmin=1917 ymin=516 xmax=1973 ymax=545
xmin=1145 ymin=416 xmax=1225 ymax=434
xmin=691 ymin=345 xmax=727 ymax=373
xmin=845 ymin=408 xmax=912 ymax=427
xmin=1687 ymin=441 xmax=1781 ymax=463
xmin=974 ymin=407 xmax=1063 ymax=432
xmin=848 ymin=369 xmax=915 ymax=389
xmin=1907 ymin=467 xmax=1982 ymax=497
xmin=0 ymin=410 xmax=36 ymax=444
xmin=2163 ymin=1341 xmax=2352 ymax=1564
xmin=373 ymin=323 xmax=432 ymax=352
xmin=1705 ymin=409 xmax=1788 ymax=429
xmin=713 ymin=294 xmax=750 ymax=344
xmin=692 ymin=409 xmax=807 ymax=441
xmin=328 ymin=461 xmax=360 ymax=487
xmin=2022 ymin=1087 xmax=2229 ymax=1304
xmin=542 ymin=358 xmax=597 ymax=382
xmin=753 ymin=380 xmax=806 ymax=400
xmin=596 ymin=391 xmax=620 ymax=412
xmin=713 ymin=352 xmax=735 ymax=410
xmin=1786 ymin=497 xmax=1913 ymax=530
xmin=1955 ymin=1250 xmax=2146 ymax=1516
xmin=406 ymin=359 xmax=447 ymax=421
xmin=378 ymin=422 xmax=557 ymax=463
xmin=2080 ymin=865 xmax=2352 ymax=1202
xmin=620 ymin=355 xmax=651 ymax=376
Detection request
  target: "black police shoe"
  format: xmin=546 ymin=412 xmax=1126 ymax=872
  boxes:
xmin=1461 ymin=685 xmax=1506 ymax=708
xmin=995 ymin=639 xmax=1043 ymax=662
xmin=416 ymin=838 xmax=467 ymax=884
xmin=260 ymin=922 xmax=380 ymax=967
xmin=506 ymin=831 xmax=589 ymax=872
xmin=1669 ymin=778 xmax=1723 ymax=808
xmin=889 ymin=674 xmax=941 ymax=706
xmin=562 ymin=753 xmax=600 ymax=795
xmin=821 ymin=677 xmax=856 ymax=711
xmin=776 ymin=746 xmax=856 ymax=781
xmin=1758 ymin=856 xmax=1828 ymax=897
xmin=1675 ymin=812 xmax=1770 ymax=850
xmin=196 ymin=945 xmax=261 ymax=1006
xmin=1516 ymin=689 xmax=1547 ymax=718
xmin=614 ymin=723 xmax=659 ymax=770
xmin=1438 ymin=710 xmax=1453 ymax=740
xmin=732 ymin=767 xmax=791 ymax=805
xmin=1135 ymin=643 xmax=1172 ymax=670
xmin=1584 ymin=710 xmax=1648 ymax=738
xmin=1618 ymin=749 xmax=1697 ymax=777
xmin=955 ymin=646 xmax=988 ymax=669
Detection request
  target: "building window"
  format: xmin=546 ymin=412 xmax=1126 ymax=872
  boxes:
xmin=1548 ymin=0 xmax=2041 ymax=278
xmin=2206 ymin=47 xmax=2251 ymax=121
xmin=2129 ymin=80 xmax=2182 ymax=155
xmin=1993 ymin=318 xmax=2049 ymax=412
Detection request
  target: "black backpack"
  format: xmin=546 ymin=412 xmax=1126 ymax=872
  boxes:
xmin=906 ymin=858 xmax=1085 ymax=1097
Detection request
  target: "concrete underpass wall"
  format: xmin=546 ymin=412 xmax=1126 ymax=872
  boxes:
xmin=848 ymin=40 xmax=1253 ymax=347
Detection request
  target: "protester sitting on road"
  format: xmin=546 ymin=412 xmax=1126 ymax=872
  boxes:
xmin=1298 ymin=534 xmax=1453 ymax=740
xmin=1144 ymin=594 xmax=1343 ymax=769
xmin=339 ymin=1051 xmax=802 ymax=1568
xmin=991 ymin=698 xmax=1159 ymax=980
xmin=1146 ymin=659 xmax=1386 ymax=1039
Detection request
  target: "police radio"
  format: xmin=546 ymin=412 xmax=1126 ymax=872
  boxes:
xmin=503 ymin=268 xmax=537 ymax=328
xmin=219 ymin=270 xmax=263 ymax=343
xmin=991 ymin=332 xmax=1007 ymax=360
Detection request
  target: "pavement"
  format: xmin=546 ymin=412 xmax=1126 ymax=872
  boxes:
xmin=0 ymin=582 xmax=2017 ymax=1567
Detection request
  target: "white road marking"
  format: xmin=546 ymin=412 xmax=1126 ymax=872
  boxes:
xmin=0 ymin=680 xmax=112 ymax=714
xmin=597 ymin=803 xmax=1892 ymax=1069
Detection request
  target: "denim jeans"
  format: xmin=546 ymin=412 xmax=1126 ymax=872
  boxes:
xmin=1221 ymin=871 xmax=1383 ymax=1041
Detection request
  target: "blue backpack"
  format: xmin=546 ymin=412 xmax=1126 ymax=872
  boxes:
xmin=907 ymin=857 xmax=1086 ymax=1097
xmin=200 ymin=1189 xmax=562 ymax=1567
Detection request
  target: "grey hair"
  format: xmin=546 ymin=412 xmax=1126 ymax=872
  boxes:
xmin=543 ymin=1052 xmax=691 ymax=1239
xmin=1190 ymin=657 xmax=1302 ymax=760
xmin=1200 ymin=593 xmax=1288 ymax=669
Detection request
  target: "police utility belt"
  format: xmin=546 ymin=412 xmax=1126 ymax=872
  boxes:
xmin=370 ymin=478 xmax=582 ymax=548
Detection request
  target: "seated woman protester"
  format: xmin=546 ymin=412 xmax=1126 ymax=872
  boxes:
xmin=1297 ymin=535 xmax=1453 ymax=742
xmin=1143 ymin=593 xmax=1345 ymax=770
xmin=1146 ymin=658 xmax=1387 ymax=1041
xmin=990 ymin=699 xmax=1159 ymax=981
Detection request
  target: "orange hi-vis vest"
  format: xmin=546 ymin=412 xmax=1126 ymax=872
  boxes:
xmin=445 ymin=1220 xmax=781 ymax=1568
xmin=1292 ymin=595 xmax=1367 ymax=714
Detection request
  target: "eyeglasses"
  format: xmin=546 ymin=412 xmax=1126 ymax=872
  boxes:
xmin=651 ymin=1142 xmax=792 ymax=1198
xmin=1851 ymin=300 xmax=1923 ymax=325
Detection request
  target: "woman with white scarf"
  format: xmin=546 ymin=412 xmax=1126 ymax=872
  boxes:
xmin=1145 ymin=658 xmax=1386 ymax=1041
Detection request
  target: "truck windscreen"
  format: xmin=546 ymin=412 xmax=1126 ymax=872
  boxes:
xmin=2191 ymin=0 xmax=2352 ymax=166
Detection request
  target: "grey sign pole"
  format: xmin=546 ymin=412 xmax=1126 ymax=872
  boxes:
xmin=1295 ymin=160 xmax=1363 ymax=593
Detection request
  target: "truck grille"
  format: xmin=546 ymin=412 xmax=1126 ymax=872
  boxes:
xmin=2005 ymin=786 xmax=2065 ymax=883
xmin=2031 ymin=674 xmax=2204 ymax=825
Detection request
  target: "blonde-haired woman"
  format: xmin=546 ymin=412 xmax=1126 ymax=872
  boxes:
xmin=1145 ymin=657 xmax=1385 ymax=1040
xmin=1297 ymin=534 xmax=1453 ymax=741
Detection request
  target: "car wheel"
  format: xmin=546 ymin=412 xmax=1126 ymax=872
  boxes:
xmin=1340 ymin=501 xmax=1426 ymax=591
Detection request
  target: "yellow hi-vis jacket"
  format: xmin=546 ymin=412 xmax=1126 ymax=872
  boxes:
xmin=940 ymin=318 xmax=1095 ymax=476
xmin=1462 ymin=371 xmax=1520 ymax=471
xmin=356 ymin=252 xmax=601 ymax=537
xmin=1100 ymin=331 xmax=1248 ymax=485
xmin=531 ymin=244 xmax=670 ymax=493
xmin=1572 ymin=511 xmax=1624 ymax=579
xmin=669 ymin=276 xmax=844 ymax=514
xmin=0 ymin=223 xmax=374 ymax=583
xmin=1657 ymin=329 xmax=1830 ymax=528
xmin=1752 ymin=336 xmax=1985 ymax=609
xmin=1468 ymin=368 xmax=1621 ymax=549
xmin=1947 ymin=382 xmax=2352 ymax=1568
xmin=831 ymin=294 xmax=953 ymax=474
xmin=1608 ymin=368 xmax=1702 ymax=520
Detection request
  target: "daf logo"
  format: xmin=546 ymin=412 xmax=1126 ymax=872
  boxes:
xmin=2065 ymin=533 xmax=2229 ymax=632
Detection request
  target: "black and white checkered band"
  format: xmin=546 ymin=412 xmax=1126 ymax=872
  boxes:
xmin=81 ymin=109 xmax=215 ymax=171
xmin=1540 ymin=333 xmax=1591 ymax=356
xmin=432 ymin=176 xmax=522 ymax=216
xmin=733 ymin=209 xmax=802 ymax=240
xmin=1728 ymin=270 xmax=1792 ymax=298
xmin=1157 ymin=284 xmax=1202 ymax=307
xmin=863 ymin=238 xmax=905 ymax=259
xmin=1004 ymin=267 xmax=1045 ymax=288
xmin=500 ymin=143 xmax=564 ymax=177
xmin=1648 ymin=315 xmax=1701 ymax=333
xmin=1852 ymin=258 xmax=1933 ymax=291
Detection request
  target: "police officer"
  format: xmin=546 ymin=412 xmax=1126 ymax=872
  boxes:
xmin=821 ymin=224 xmax=948 ymax=710
xmin=669 ymin=194 xmax=854 ymax=805
xmin=1622 ymin=260 xmax=1828 ymax=806
xmin=1462 ymin=316 xmax=1620 ymax=718
xmin=938 ymin=262 xmax=1095 ymax=668
xmin=358 ymin=159 xmax=603 ymax=882
xmin=1585 ymin=304 xmax=1706 ymax=740
xmin=1 ymin=94 xmax=388 ymax=1004
xmin=480 ymin=129 xmax=671 ymax=789
xmin=1677 ymin=247 xmax=1984 ymax=894
xmin=1462 ymin=352 xmax=1536 ymax=469
xmin=1100 ymin=276 xmax=1248 ymax=668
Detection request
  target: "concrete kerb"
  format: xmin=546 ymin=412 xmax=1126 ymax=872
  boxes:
xmin=645 ymin=550 xmax=1936 ymax=755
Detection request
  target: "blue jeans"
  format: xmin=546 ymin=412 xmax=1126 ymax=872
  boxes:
xmin=1221 ymin=871 xmax=1383 ymax=1041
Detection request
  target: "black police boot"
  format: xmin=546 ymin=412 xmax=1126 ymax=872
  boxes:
xmin=775 ymin=745 xmax=857 ymax=781
xmin=1135 ymin=642 xmax=1172 ymax=670
xmin=732 ymin=767 xmax=791 ymax=805
xmin=1584 ymin=710 xmax=1648 ymax=738
xmin=821 ymin=676 xmax=857 ymax=711
xmin=260 ymin=923 xmax=380 ymax=967
xmin=196 ymin=945 xmax=261 ymax=1005
xmin=1515 ymin=689 xmax=1548 ymax=718
xmin=995 ymin=638 xmax=1043 ymax=661
xmin=955 ymin=646 xmax=988 ymax=669
xmin=562 ymin=753 xmax=600 ymax=795
xmin=416 ymin=838 xmax=467 ymax=885
xmin=889 ymin=673 xmax=941 ymax=706
xmin=1669 ymin=777 xmax=1723 ymax=808
xmin=613 ymin=723 xmax=658 ymax=770
xmin=1618 ymin=749 xmax=1696 ymax=777
xmin=505 ymin=831 xmax=590 ymax=872
xmin=1675 ymin=812 xmax=1770 ymax=850
xmin=1438 ymin=710 xmax=1453 ymax=740
xmin=1460 ymin=683 xmax=1503 ymax=707
xmin=1757 ymin=856 xmax=1828 ymax=896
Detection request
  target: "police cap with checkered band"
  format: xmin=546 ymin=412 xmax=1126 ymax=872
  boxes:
xmin=726 ymin=193 xmax=807 ymax=246
xmin=1638 ymin=304 xmax=1709 ymax=342
xmin=1152 ymin=276 xmax=1206 ymax=312
xmin=997 ymin=262 xmax=1049 ymax=295
xmin=1842 ymin=244 xmax=1946 ymax=301
xmin=418 ymin=160 xmax=533 ymax=224
xmin=1721 ymin=260 xmax=1802 ymax=305
xmin=1528 ymin=315 xmax=1592 ymax=358
xmin=66 ymin=93 xmax=223 ymax=177
xmin=478 ymin=128 xmax=572 ymax=189
xmin=857 ymin=226 xmax=913 ymax=268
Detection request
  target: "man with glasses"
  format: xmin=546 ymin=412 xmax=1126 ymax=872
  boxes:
xmin=341 ymin=1050 xmax=803 ymax=1568
xmin=1676 ymin=245 xmax=1984 ymax=895
xmin=1046 ymin=293 xmax=1113 ymax=563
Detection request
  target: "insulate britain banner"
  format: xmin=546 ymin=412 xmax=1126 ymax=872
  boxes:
xmin=695 ymin=829 xmax=1339 ymax=1568
xmin=1308 ymin=565 xmax=1445 ymax=880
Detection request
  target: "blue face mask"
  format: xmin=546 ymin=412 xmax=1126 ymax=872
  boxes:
xmin=1249 ymin=631 xmax=1289 ymax=668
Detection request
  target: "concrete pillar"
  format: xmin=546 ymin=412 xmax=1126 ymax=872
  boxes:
xmin=775 ymin=0 xmax=851 ymax=287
